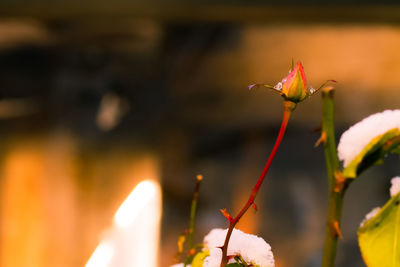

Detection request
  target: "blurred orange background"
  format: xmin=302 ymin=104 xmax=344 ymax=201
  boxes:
xmin=0 ymin=2 xmax=399 ymax=267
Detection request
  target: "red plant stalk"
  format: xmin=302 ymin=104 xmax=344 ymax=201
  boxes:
xmin=220 ymin=100 xmax=296 ymax=266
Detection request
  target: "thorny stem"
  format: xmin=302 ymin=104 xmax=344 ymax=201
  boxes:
xmin=220 ymin=100 xmax=296 ymax=267
xmin=184 ymin=174 xmax=203 ymax=266
xmin=320 ymin=88 xmax=349 ymax=267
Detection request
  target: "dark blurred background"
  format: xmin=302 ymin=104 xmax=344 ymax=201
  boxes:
xmin=0 ymin=1 xmax=399 ymax=267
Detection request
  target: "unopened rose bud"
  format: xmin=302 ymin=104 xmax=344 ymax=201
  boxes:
xmin=279 ymin=61 xmax=308 ymax=102
xmin=249 ymin=61 xmax=334 ymax=104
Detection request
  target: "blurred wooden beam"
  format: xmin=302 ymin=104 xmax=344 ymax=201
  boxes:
xmin=0 ymin=3 xmax=400 ymax=24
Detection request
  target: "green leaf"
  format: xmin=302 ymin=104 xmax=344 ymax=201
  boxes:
xmin=226 ymin=263 xmax=246 ymax=267
xmin=343 ymin=128 xmax=400 ymax=178
xmin=191 ymin=250 xmax=209 ymax=267
xmin=358 ymin=192 xmax=400 ymax=267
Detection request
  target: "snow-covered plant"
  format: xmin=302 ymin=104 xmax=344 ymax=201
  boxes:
xmin=358 ymin=177 xmax=400 ymax=267
xmin=197 ymin=228 xmax=274 ymax=267
xmin=173 ymin=227 xmax=275 ymax=267
xmin=338 ymin=110 xmax=400 ymax=178
xmin=319 ymin=103 xmax=400 ymax=267
xmin=172 ymin=62 xmax=400 ymax=267
xmin=173 ymin=62 xmax=335 ymax=267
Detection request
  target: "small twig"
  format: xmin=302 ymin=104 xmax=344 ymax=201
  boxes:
xmin=188 ymin=174 xmax=203 ymax=250
xmin=184 ymin=174 xmax=203 ymax=266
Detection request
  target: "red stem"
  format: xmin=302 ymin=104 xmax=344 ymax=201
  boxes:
xmin=220 ymin=101 xmax=296 ymax=266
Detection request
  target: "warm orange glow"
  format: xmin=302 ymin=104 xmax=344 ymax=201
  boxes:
xmin=0 ymin=137 xmax=78 ymax=267
xmin=0 ymin=145 xmax=46 ymax=267
xmin=86 ymin=178 xmax=162 ymax=267
xmin=114 ymin=180 xmax=158 ymax=228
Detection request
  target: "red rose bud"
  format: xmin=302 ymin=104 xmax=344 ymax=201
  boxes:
xmin=279 ymin=61 xmax=308 ymax=102
xmin=249 ymin=61 xmax=335 ymax=104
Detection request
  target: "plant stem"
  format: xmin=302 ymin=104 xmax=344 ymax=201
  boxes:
xmin=188 ymin=174 xmax=203 ymax=249
xmin=220 ymin=100 xmax=296 ymax=267
xmin=322 ymin=189 xmax=344 ymax=267
xmin=320 ymin=88 xmax=346 ymax=267
xmin=185 ymin=174 xmax=203 ymax=266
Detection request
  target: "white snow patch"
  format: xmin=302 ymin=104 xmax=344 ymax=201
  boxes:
xmin=360 ymin=207 xmax=381 ymax=227
xmin=390 ymin=176 xmax=400 ymax=197
xmin=359 ymin=176 xmax=400 ymax=228
xmin=202 ymin=228 xmax=274 ymax=267
xmin=170 ymin=264 xmax=189 ymax=267
xmin=337 ymin=110 xmax=400 ymax=167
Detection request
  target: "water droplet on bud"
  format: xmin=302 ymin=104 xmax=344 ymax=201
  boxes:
xmin=274 ymin=82 xmax=283 ymax=91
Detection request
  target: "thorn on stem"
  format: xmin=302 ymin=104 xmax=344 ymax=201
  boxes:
xmin=334 ymin=171 xmax=347 ymax=193
xmin=220 ymin=208 xmax=234 ymax=223
xmin=252 ymin=202 xmax=258 ymax=211
xmin=332 ymin=220 xmax=343 ymax=239
xmin=315 ymin=131 xmax=327 ymax=147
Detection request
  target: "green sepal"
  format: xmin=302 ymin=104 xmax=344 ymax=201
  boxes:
xmin=358 ymin=192 xmax=400 ymax=267
xmin=343 ymin=128 xmax=400 ymax=178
